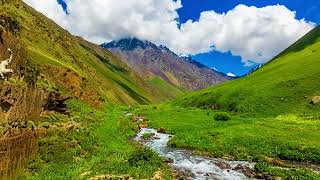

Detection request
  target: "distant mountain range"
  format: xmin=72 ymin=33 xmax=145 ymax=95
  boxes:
xmin=102 ymin=38 xmax=231 ymax=90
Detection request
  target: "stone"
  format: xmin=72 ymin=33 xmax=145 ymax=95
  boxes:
xmin=215 ymin=161 xmax=231 ymax=169
xmin=138 ymin=124 xmax=148 ymax=129
xmin=233 ymin=164 xmax=256 ymax=178
xmin=19 ymin=121 xmax=27 ymax=128
xmin=11 ymin=121 xmax=19 ymax=128
xmin=163 ymin=157 xmax=174 ymax=163
xmin=311 ymin=96 xmax=320 ymax=104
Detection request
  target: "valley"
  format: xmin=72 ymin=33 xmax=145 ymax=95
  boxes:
xmin=0 ymin=0 xmax=320 ymax=179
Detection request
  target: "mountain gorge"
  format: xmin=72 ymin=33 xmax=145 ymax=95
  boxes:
xmin=102 ymin=38 xmax=230 ymax=91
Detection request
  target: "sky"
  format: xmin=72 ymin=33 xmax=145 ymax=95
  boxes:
xmin=24 ymin=0 xmax=319 ymax=76
xmin=179 ymin=0 xmax=320 ymax=75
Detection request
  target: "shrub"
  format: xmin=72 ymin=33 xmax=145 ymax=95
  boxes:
xmin=128 ymin=148 xmax=158 ymax=167
xmin=214 ymin=112 xmax=231 ymax=121
xmin=142 ymin=132 xmax=154 ymax=140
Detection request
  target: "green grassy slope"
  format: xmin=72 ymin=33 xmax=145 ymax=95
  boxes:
xmin=0 ymin=0 xmax=179 ymax=106
xmin=136 ymin=105 xmax=320 ymax=179
xmin=175 ymin=26 xmax=320 ymax=116
xmin=24 ymin=101 xmax=171 ymax=179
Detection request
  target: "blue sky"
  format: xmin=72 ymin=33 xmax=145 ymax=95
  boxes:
xmin=178 ymin=0 xmax=319 ymax=76
xmin=52 ymin=0 xmax=320 ymax=76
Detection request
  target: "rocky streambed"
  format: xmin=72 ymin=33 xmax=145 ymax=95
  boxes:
xmin=135 ymin=128 xmax=256 ymax=180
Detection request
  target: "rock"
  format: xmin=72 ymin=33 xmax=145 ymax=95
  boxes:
xmin=215 ymin=161 xmax=231 ymax=169
xmin=19 ymin=121 xmax=27 ymax=128
xmin=311 ymin=96 xmax=320 ymax=104
xmin=39 ymin=122 xmax=50 ymax=129
xmin=163 ymin=157 xmax=174 ymax=163
xmin=44 ymin=91 xmax=70 ymax=114
xmin=233 ymin=164 xmax=256 ymax=178
xmin=11 ymin=121 xmax=19 ymax=128
xmin=275 ymin=177 xmax=282 ymax=180
xmin=157 ymin=128 xmax=166 ymax=134
xmin=138 ymin=124 xmax=148 ymax=129
xmin=27 ymin=120 xmax=35 ymax=129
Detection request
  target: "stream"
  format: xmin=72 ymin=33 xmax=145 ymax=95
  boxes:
xmin=135 ymin=128 xmax=256 ymax=180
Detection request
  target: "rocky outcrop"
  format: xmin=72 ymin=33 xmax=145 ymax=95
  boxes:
xmin=0 ymin=130 xmax=37 ymax=177
xmin=44 ymin=91 xmax=70 ymax=114
xmin=0 ymin=83 xmax=71 ymax=125
xmin=0 ymin=83 xmax=46 ymax=124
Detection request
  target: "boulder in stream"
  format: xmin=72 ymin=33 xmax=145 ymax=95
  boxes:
xmin=233 ymin=164 xmax=256 ymax=178
xmin=215 ymin=161 xmax=231 ymax=169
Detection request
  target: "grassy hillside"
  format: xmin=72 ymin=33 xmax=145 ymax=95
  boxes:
xmin=0 ymin=1 xmax=173 ymax=178
xmin=0 ymin=0 xmax=184 ymax=106
xmin=175 ymin=26 xmax=320 ymax=117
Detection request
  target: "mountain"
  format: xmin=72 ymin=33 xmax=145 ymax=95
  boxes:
xmin=102 ymin=38 xmax=231 ymax=91
xmin=175 ymin=26 xmax=320 ymax=116
xmin=0 ymin=1 xmax=193 ymax=106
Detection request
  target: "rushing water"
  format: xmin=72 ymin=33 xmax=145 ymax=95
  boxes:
xmin=135 ymin=128 xmax=255 ymax=180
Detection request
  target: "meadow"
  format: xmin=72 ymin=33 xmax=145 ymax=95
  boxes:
xmin=24 ymin=101 xmax=171 ymax=179
xmin=135 ymin=105 xmax=320 ymax=178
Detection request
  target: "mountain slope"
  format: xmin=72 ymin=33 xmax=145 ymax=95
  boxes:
xmin=102 ymin=38 xmax=231 ymax=91
xmin=0 ymin=0 xmax=171 ymax=106
xmin=175 ymin=26 xmax=320 ymax=116
xmin=0 ymin=1 xmax=174 ymax=178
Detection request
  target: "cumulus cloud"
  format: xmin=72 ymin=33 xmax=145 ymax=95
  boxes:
xmin=227 ymin=73 xmax=236 ymax=77
xmin=23 ymin=0 xmax=315 ymax=65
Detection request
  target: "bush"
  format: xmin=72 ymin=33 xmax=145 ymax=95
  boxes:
xmin=128 ymin=148 xmax=160 ymax=167
xmin=214 ymin=112 xmax=231 ymax=121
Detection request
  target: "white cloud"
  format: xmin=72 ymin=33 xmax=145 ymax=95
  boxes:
xmin=23 ymin=0 xmax=315 ymax=65
xmin=227 ymin=72 xmax=237 ymax=77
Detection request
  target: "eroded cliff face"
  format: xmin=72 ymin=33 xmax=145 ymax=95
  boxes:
xmin=0 ymin=23 xmax=71 ymax=177
xmin=0 ymin=83 xmax=46 ymax=124
xmin=0 ymin=129 xmax=37 ymax=178
xmin=0 ymin=83 xmax=71 ymax=177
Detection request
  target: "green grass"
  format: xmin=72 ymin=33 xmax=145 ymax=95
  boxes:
xmin=149 ymin=77 xmax=186 ymax=102
xmin=23 ymin=100 xmax=171 ymax=179
xmin=133 ymin=105 xmax=320 ymax=178
xmin=255 ymin=162 xmax=320 ymax=179
xmin=2 ymin=1 xmax=320 ymax=179
xmin=138 ymin=106 xmax=320 ymax=162
xmin=175 ymin=26 xmax=320 ymax=117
